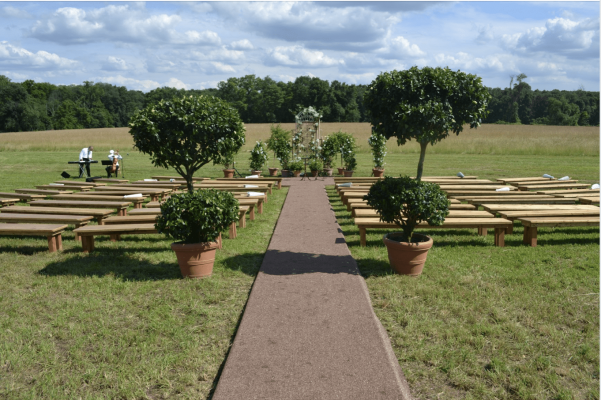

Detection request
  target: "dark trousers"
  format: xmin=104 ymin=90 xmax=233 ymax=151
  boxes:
xmin=78 ymin=163 xmax=91 ymax=178
xmin=106 ymin=166 xmax=119 ymax=178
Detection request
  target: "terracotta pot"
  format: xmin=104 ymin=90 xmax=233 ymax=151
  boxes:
xmin=323 ymin=167 xmax=333 ymax=177
xmin=171 ymin=241 xmax=219 ymax=279
xmin=382 ymin=233 xmax=433 ymax=276
xmin=281 ymin=169 xmax=290 ymax=177
xmin=337 ymin=167 xmax=345 ymax=175
xmin=343 ymin=170 xmax=353 ymax=177
xmin=223 ymin=169 xmax=234 ymax=178
xmin=311 ymin=170 xmax=319 ymax=177
xmin=268 ymin=167 xmax=279 ymax=177
xmin=252 ymin=170 xmax=262 ymax=177
xmin=293 ymin=170 xmax=301 ymax=177
xmin=373 ymin=168 xmax=385 ymax=178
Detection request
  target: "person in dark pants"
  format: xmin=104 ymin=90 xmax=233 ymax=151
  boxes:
xmin=78 ymin=146 xmax=94 ymax=177
xmin=106 ymin=150 xmax=122 ymax=177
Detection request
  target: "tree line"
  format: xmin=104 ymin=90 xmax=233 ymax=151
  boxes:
xmin=0 ymin=73 xmax=598 ymax=133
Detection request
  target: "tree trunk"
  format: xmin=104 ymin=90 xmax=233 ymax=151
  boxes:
xmin=416 ymin=142 xmax=428 ymax=182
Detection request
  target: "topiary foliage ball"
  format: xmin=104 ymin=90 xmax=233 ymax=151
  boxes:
xmin=364 ymin=176 xmax=449 ymax=242
xmin=156 ymin=189 xmax=240 ymax=244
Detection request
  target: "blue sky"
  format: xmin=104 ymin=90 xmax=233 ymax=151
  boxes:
xmin=1 ymin=1 xmax=599 ymax=92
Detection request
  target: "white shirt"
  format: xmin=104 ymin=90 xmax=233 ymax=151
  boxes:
xmin=108 ymin=154 xmax=122 ymax=166
xmin=79 ymin=148 xmax=93 ymax=160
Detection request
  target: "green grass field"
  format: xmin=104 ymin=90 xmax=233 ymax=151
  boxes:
xmin=0 ymin=124 xmax=599 ymax=399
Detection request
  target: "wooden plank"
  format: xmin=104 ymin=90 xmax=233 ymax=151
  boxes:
xmin=94 ymin=186 xmax=171 ymax=193
xmin=481 ymin=204 xmax=599 ymax=212
xmin=0 ymin=213 xmax=93 ymax=224
xmin=15 ymin=189 xmax=74 ymax=195
xmin=0 ymin=192 xmax=47 ymax=201
xmin=519 ymin=216 xmax=599 ymax=226
xmin=447 ymin=190 xmax=551 ymax=197
xmin=507 ymin=179 xmax=579 ymax=186
xmin=0 ymin=223 xmax=67 ymax=235
xmin=498 ymin=210 xmax=600 ymax=219
xmin=152 ymin=176 xmax=208 ymax=181
xmin=536 ymin=189 xmax=599 ymax=195
xmin=439 ymin=185 xmax=514 ymax=190
xmin=497 ymin=177 xmax=555 ymax=183
xmin=50 ymin=194 xmax=145 ymax=209
xmin=579 ymin=197 xmax=600 ymax=205
xmin=468 ymin=197 xmax=576 ymax=205
xmin=54 ymin=180 xmax=106 ymax=186
xmin=518 ymin=183 xmax=590 ymax=191
xmin=452 ymin=194 xmax=555 ymax=200
xmin=29 ymin=200 xmax=130 ymax=217
xmin=1 ymin=205 xmax=114 ymax=220
xmin=91 ymin=178 xmax=129 ymax=183
xmin=354 ymin=209 xmax=494 ymax=218
xmin=35 ymin=185 xmax=91 ymax=191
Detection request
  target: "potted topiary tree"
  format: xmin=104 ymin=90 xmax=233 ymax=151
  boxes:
xmin=222 ymin=153 xmax=235 ymax=178
xmin=343 ymin=153 xmax=357 ymax=177
xmin=249 ymin=141 xmax=269 ymax=176
xmin=320 ymin=135 xmax=338 ymax=177
xmin=309 ymin=159 xmax=323 ymax=177
xmin=266 ymin=124 xmax=291 ymax=176
xmin=363 ymin=66 xmax=490 ymax=273
xmin=128 ymin=95 xmax=245 ymax=276
xmin=156 ymin=189 xmax=239 ymax=278
xmin=288 ymin=160 xmax=304 ymax=177
xmin=364 ymin=177 xmax=449 ymax=276
xmin=368 ymin=131 xmax=387 ymax=177
xmin=129 ymin=95 xmax=245 ymax=191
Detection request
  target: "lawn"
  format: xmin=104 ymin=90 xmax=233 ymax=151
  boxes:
xmin=0 ymin=123 xmax=599 ymax=399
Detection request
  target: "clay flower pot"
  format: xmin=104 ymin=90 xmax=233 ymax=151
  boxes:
xmin=281 ymin=169 xmax=290 ymax=177
xmin=293 ymin=170 xmax=301 ymax=177
xmin=373 ymin=168 xmax=385 ymax=178
xmin=311 ymin=170 xmax=319 ymax=177
xmin=343 ymin=170 xmax=354 ymax=177
xmin=382 ymin=233 xmax=433 ymax=276
xmin=268 ymin=167 xmax=279 ymax=176
xmin=252 ymin=170 xmax=262 ymax=177
xmin=337 ymin=167 xmax=345 ymax=175
xmin=223 ymin=169 xmax=234 ymax=178
xmin=323 ymin=167 xmax=333 ymax=177
xmin=171 ymin=241 xmax=219 ymax=279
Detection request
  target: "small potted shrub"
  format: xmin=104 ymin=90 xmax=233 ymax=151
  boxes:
xmin=156 ymin=189 xmax=240 ymax=279
xmin=364 ymin=176 xmax=449 ymax=276
xmin=320 ymin=135 xmax=337 ymax=176
xmin=267 ymin=125 xmax=292 ymax=176
xmin=368 ymin=131 xmax=387 ymax=177
xmin=343 ymin=153 xmax=357 ymax=177
xmin=222 ymin=154 xmax=235 ymax=178
xmin=309 ymin=159 xmax=323 ymax=177
xmin=288 ymin=160 xmax=304 ymax=177
xmin=249 ymin=141 xmax=268 ymax=176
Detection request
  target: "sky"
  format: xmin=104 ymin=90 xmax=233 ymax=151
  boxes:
xmin=1 ymin=1 xmax=599 ymax=92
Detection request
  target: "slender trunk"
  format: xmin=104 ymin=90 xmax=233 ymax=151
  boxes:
xmin=416 ymin=142 xmax=428 ymax=182
xmin=186 ymin=176 xmax=194 ymax=193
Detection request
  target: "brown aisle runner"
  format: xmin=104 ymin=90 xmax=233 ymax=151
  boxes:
xmin=212 ymin=178 xmax=413 ymax=399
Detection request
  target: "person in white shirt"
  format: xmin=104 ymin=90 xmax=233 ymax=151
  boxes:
xmin=106 ymin=149 xmax=123 ymax=177
xmin=78 ymin=146 xmax=94 ymax=177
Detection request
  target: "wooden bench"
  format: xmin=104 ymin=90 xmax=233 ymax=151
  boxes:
xmin=216 ymin=177 xmax=282 ymax=189
xmin=125 ymin=206 xmax=250 ymax=228
xmin=196 ymin=183 xmax=273 ymax=194
xmin=549 ymin=192 xmax=600 ymax=198
xmin=35 ymin=185 xmax=91 ymax=191
xmin=0 ymin=198 xmax=20 ymax=207
xmin=0 ymin=223 xmax=67 ymax=252
xmin=1 ymin=206 xmax=114 ymax=225
xmin=54 ymin=180 xmax=106 ymax=187
xmin=92 ymin=178 xmax=129 ymax=183
xmin=439 ymin=185 xmax=514 ymax=191
xmin=517 ymin=183 xmax=590 ymax=191
xmin=354 ymin=217 xmax=513 ymax=247
xmin=496 ymin=209 xmax=600 ymax=234
xmin=448 ymin=191 xmax=545 ymax=198
xmin=346 ymin=199 xmax=475 ymax=213
xmin=480 ymin=204 xmax=599 ymax=213
xmin=0 ymin=213 xmax=94 ymax=241
xmin=16 ymin=188 xmax=74 ymax=195
xmin=50 ymin=194 xmax=146 ymax=209
xmin=518 ymin=216 xmax=600 ymax=247
xmin=354 ymin=209 xmax=494 ymax=219
xmin=0 ymin=192 xmax=46 ymax=202
xmin=73 ymin=224 xmax=223 ymax=252
xmin=30 ymin=200 xmax=131 ymax=216
xmin=536 ymin=189 xmax=599 ymax=195
xmin=198 ymin=186 xmax=270 ymax=200
xmin=93 ymin=187 xmax=171 ymax=201
xmin=497 ymin=177 xmax=555 ymax=184
xmin=152 ymin=176 xmax=208 ymax=182
xmin=104 ymin=214 xmax=241 ymax=239
xmin=578 ymin=197 xmax=600 ymax=205
xmin=467 ymin=197 xmax=576 ymax=206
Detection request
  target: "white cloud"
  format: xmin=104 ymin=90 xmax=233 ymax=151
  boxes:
xmin=205 ymin=62 xmax=236 ymax=74
xmin=164 ymin=77 xmax=188 ymax=90
xmin=475 ymin=24 xmax=494 ymax=44
xmin=339 ymin=72 xmax=378 ymax=85
xmin=230 ymin=39 xmax=254 ymax=50
xmin=97 ymin=75 xmax=161 ymax=91
xmin=0 ymin=6 xmax=31 ymax=19
xmin=268 ymin=46 xmax=343 ymax=68
xmin=28 ymin=5 xmax=222 ymax=46
xmin=435 ymin=52 xmax=509 ymax=73
xmin=0 ymin=41 xmax=78 ymax=69
xmin=502 ymin=17 xmax=599 ymax=59
xmin=102 ymin=56 xmax=128 ymax=71
xmin=388 ymin=36 xmax=425 ymax=57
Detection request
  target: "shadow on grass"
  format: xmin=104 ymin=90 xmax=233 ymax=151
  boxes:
xmin=39 ymin=249 xmax=182 ymax=281
xmin=0 ymin=244 xmax=54 ymax=256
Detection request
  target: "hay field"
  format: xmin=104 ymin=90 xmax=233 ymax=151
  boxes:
xmin=0 ymin=123 xmax=598 ymax=156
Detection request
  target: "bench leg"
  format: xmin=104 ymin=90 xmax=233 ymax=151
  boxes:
xmin=151 ymin=195 xmax=158 ymax=202
xmin=47 ymin=235 xmax=57 ymax=252
xmin=478 ymin=227 xmax=488 ymax=236
xmin=55 ymin=234 xmax=63 ymax=251
xmin=494 ymin=228 xmax=505 ymax=247
xmin=264 ymin=194 xmax=268 ymax=203
xmin=229 ymin=222 xmax=237 ymax=239
xmin=135 ymin=203 xmax=142 ymax=209
xmin=506 ymin=224 xmax=514 ymax=234
xmin=217 ymin=233 xmax=222 ymax=249
xmin=527 ymin=227 xmax=538 ymax=247
xmin=82 ymin=236 xmax=94 ymax=253
xmin=360 ymin=227 xmax=367 ymax=247
xmin=278 ymin=181 xmax=282 ymax=189
xmin=347 ymin=203 xmax=352 ymax=212
xmin=239 ymin=213 xmax=246 ymax=228
xmin=258 ymin=201 xmax=263 ymax=214
xmin=96 ymin=217 xmax=104 ymax=226
xmin=249 ymin=207 xmax=255 ymax=221
xmin=110 ymin=234 xmax=119 ymax=242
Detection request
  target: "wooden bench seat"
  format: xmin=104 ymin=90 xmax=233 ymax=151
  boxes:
xmin=91 ymin=178 xmax=129 ymax=183
xmin=16 ymin=188 xmax=74 ymax=195
xmin=54 ymin=180 xmax=106 ymax=187
xmin=536 ymin=189 xmax=599 ymax=195
xmin=0 ymin=213 xmax=94 ymax=241
xmin=1 ymin=206 xmax=114 ymax=225
xmin=549 ymin=192 xmax=600 ymax=198
xmin=480 ymin=204 xmax=599 ymax=213
xmin=0 ymin=198 xmax=20 ymax=207
xmin=346 ymin=199 xmax=474 ymax=213
xmin=85 ymin=190 xmax=161 ymax=202
xmin=497 ymin=177 xmax=555 ymax=183
xmin=30 ymin=200 xmax=131 ymax=216
xmin=50 ymin=194 xmax=146 ymax=209
xmin=496 ymin=209 xmax=600 ymax=234
xmin=152 ymin=176 xmax=208 ymax=181
xmin=216 ymin=177 xmax=282 ymax=189
xmin=0 ymin=223 xmax=67 ymax=252
xmin=439 ymin=185 xmax=514 ymax=191
xmin=114 ymin=206 xmax=250 ymax=228
xmin=518 ymin=183 xmax=590 ymax=191
xmin=448 ymin=191 xmax=549 ymax=198
xmin=353 ymin=209 xmax=494 ymax=218
xmin=518 ymin=216 xmax=600 ymax=247
xmin=36 ymin=185 xmax=91 ymax=191
xmin=467 ymin=197 xmax=576 ymax=205
xmin=196 ymin=184 xmax=272 ymax=194
xmin=578 ymin=197 xmax=600 ymax=205
xmin=354 ymin=217 xmax=513 ymax=247
xmin=94 ymin=186 xmax=172 ymax=201
xmin=0 ymin=192 xmax=46 ymax=202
